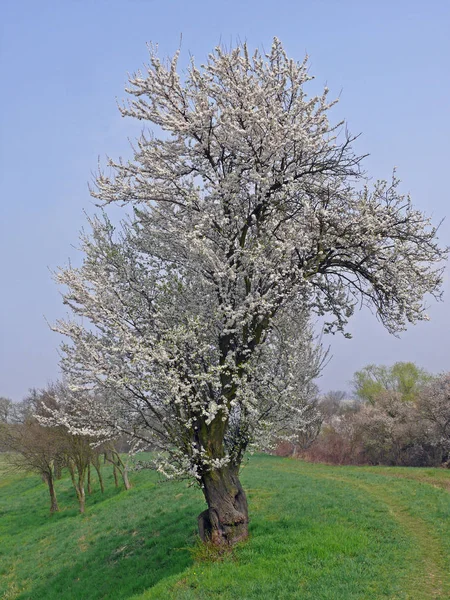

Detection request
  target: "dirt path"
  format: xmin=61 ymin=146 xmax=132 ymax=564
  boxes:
xmin=360 ymin=469 xmax=450 ymax=494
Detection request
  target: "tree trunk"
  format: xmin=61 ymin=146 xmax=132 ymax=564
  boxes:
xmin=87 ymin=463 xmax=92 ymax=494
xmin=76 ymin=484 xmax=86 ymax=513
xmin=68 ymin=461 xmax=86 ymax=513
xmin=45 ymin=472 xmax=59 ymax=514
xmin=68 ymin=461 xmax=77 ymax=488
xmin=106 ymin=451 xmax=131 ymax=490
xmin=93 ymin=461 xmax=105 ymax=493
xmin=54 ymin=459 xmax=63 ymax=480
xmin=121 ymin=466 xmax=131 ymax=491
xmin=198 ymin=466 xmax=248 ymax=546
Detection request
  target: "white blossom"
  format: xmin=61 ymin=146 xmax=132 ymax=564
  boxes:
xmin=51 ymin=39 xmax=447 ymax=483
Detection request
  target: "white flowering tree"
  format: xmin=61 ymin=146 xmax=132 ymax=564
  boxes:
xmin=417 ymin=374 xmax=450 ymax=462
xmin=54 ymin=39 xmax=446 ymax=545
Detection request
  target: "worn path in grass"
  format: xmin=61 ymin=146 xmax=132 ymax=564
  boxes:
xmin=277 ymin=460 xmax=450 ymax=599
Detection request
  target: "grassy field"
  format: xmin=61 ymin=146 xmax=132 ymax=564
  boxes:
xmin=1 ymin=455 xmax=450 ymax=600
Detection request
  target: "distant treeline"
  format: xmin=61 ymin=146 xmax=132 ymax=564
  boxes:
xmin=277 ymin=362 xmax=450 ymax=468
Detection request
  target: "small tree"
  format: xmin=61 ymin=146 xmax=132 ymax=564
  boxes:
xmin=0 ymin=397 xmax=12 ymax=423
xmin=53 ymin=39 xmax=446 ymax=545
xmin=0 ymin=421 xmax=63 ymax=513
xmin=16 ymin=383 xmax=111 ymax=512
xmin=37 ymin=383 xmax=113 ymax=511
xmin=353 ymin=392 xmax=421 ymax=465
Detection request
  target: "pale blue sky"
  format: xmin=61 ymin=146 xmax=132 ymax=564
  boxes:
xmin=1 ymin=0 xmax=449 ymax=400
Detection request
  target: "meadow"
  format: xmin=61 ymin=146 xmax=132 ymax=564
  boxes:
xmin=1 ymin=454 xmax=450 ymax=599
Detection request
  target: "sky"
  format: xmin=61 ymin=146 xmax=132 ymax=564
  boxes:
xmin=1 ymin=0 xmax=449 ymax=401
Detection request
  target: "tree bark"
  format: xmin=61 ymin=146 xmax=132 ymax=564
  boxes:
xmin=121 ymin=466 xmax=131 ymax=491
xmin=106 ymin=451 xmax=131 ymax=490
xmin=68 ymin=461 xmax=86 ymax=513
xmin=198 ymin=465 xmax=248 ymax=546
xmin=77 ymin=485 xmax=86 ymax=514
xmin=87 ymin=463 xmax=92 ymax=494
xmin=93 ymin=460 xmax=105 ymax=493
xmin=113 ymin=464 xmax=119 ymax=488
xmin=54 ymin=459 xmax=63 ymax=480
xmin=44 ymin=472 xmax=59 ymax=514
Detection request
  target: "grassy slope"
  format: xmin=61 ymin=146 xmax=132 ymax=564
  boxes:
xmin=1 ymin=456 xmax=450 ymax=600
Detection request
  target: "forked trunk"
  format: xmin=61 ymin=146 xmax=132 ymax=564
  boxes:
xmin=76 ymin=485 xmax=86 ymax=514
xmin=106 ymin=451 xmax=131 ymax=490
xmin=198 ymin=465 xmax=248 ymax=546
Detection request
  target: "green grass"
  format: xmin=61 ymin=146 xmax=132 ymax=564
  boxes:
xmin=1 ymin=455 xmax=450 ymax=599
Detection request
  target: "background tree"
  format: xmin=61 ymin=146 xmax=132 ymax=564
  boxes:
xmin=0 ymin=419 xmax=63 ymax=513
xmin=7 ymin=383 xmax=116 ymax=513
xmin=318 ymin=390 xmax=348 ymax=419
xmin=352 ymin=391 xmax=426 ymax=465
xmin=37 ymin=383 xmax=118 ymax=511
xmin=102 ymin=444 xmax=132 ymax=491
xmin=417 ymin=373 xmax=450 ymax=464
xmin=295 ymin=391 xmax=363 ymax=464
xmin=303 ymin=366 xmax=447 ymax=467
xmin=8 ymin=388 xmax=45 ymax=424
xmin=0 ymin=387 xmax=65 ymax=513
xmin=53 ymin=39 xmax=447 ymax=545
xmin=352 ymin=362 xmax=432 ymax=404
xmin=0 ymin=397 xmax=12 ymax=423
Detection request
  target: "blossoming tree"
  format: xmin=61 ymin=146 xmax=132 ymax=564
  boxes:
xmin=54 ymin=39 xmax=446 ymax=545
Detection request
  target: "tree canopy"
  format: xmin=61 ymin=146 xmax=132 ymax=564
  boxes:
xmin=51 ymin=38 xmax=447 ymax=545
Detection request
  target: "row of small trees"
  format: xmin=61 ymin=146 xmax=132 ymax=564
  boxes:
xmin=0 ymin=385 xmax=131 ymax=513
xmin=290 ymin=363 xmax=450 ymax=467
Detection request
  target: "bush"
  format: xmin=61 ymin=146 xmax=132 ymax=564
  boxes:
xmin=294 ymin=388 xmax=445 ymax=467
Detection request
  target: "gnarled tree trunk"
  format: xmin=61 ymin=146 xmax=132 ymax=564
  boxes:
xmin=198 ymin=465 xmax=248 ymax=546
